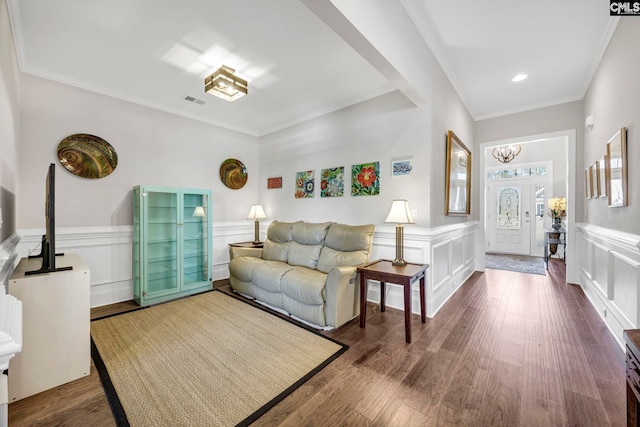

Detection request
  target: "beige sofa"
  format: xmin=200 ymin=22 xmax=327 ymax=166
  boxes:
xmin=228 ymin=221 xmax=375 ymax=328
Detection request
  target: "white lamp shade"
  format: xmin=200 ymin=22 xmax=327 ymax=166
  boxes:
xmin=247 ymin=204 xmax=267 ymax=220
xmin=193 ymin=206 xmax=206 ymax=217
xmin=385 ymin=199 xmax=415 ymax=224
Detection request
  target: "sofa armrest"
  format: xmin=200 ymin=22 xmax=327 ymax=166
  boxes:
xmin=229 ymin=246 xmax=263 ymax=261
xmin=324 ymin=266 xmax=360 ymax=328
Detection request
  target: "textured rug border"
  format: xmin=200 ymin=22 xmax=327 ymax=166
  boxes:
xmin=91 ymin=289 xmax=349 ymax=427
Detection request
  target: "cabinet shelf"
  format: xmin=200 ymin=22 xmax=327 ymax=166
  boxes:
xmin=133 ymin=185 xmax=212 ymax=306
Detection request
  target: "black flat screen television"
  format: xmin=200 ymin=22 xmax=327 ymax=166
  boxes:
xmin=25 ymin=163 xmax=72 ymax=275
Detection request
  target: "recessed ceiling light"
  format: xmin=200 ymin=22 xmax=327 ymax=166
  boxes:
xmin=512 ymin=74 xmax=528 ymax=82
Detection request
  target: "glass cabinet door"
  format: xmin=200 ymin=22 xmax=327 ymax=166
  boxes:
xmin=145 ymin=191 xmax=179 ymax=296
xmin=181 ymin=192 xmax=209 ymax=287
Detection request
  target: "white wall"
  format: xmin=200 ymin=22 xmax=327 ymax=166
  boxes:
xmin=576 ymin=18 xmax=640 ymax=349
xmin=0 ymin=0 xmax=21 ymax=289
xmin=18 ymin=74 xmax=261 ymax=229
xmin=582 ymin=18 xmax=640 ymax=235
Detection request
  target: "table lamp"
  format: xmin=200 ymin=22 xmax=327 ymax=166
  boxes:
xmin=385 ymin=199 xmax=415 ymax=266
xmin=247 ymin=204 xmax=267 ymax=244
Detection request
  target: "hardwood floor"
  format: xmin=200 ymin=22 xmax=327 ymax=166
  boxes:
xmin=8 ymin=259 xmax=625 ymax=426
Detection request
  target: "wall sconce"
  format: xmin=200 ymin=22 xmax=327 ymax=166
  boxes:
xmin=205 ymin=65 xmax=248 ymax=102
xmin=492 ymin=144 xmax=522 ymax=163
xmin=247 ymin=204 xmax=267 ymax=244
xmin=384 ymin=199 xmax=415 ymax=266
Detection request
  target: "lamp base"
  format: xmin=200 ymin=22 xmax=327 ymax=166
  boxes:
xmin=391 ymin=259 xmax=407 ymax=266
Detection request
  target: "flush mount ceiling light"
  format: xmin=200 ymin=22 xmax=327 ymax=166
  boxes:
xmin=204 ymin=65 xmax=248 ymax=102
xmin=512 ymin=73 xmax=528 ymax=82
xmin=492 ymin=144 xmax=522 ymax=163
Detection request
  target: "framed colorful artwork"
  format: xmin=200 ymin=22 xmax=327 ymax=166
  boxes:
xmin=295 ymin=170 xmax=315 ymax=198
xmin=321 ymin=167 xmax=344 ymax=197
xmin=267 ymin=177 xmax=282 ymax=189
xmin=391 ymin=158 xmax=412 ymax=177
xmin=351 ymin=162 xmax=380 ymax=196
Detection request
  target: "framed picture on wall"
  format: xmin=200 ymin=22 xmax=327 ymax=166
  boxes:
xmin=591 ymin=161 xmax=600 ymax=197
xmin=445 ymin=130 xmax=471 ymax=215
xmin=605 ymin=127 xmax=628 ymax=207
xmin=584 ymin=167 xmax=592 ymax=199
xmin=598 ymin=157 xmax=607 ymax=198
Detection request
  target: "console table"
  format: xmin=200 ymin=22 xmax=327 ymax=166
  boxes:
xmin=544 ymin=228 xmax=566 ymax=270
xmin=357 ymin=259 xmax=429 ymax=343
xmin=625 ymin=329 xmax=640 ymax=426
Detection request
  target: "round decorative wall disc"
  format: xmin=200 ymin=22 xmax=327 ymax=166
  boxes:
xmin=57 ymin=133 xmax=118 ymax=179
xmin=219 ymin=158 xmax=248 ymax=189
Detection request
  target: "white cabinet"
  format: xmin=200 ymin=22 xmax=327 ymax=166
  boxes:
xmin=7 ymin=253 xmax=90 ymax=402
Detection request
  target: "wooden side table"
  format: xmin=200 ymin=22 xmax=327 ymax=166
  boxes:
xmin=625 ymin=329 xmax=640 ymax=426
xmin=229 ymin=241 xmax=264 ymax=249
xmin=357 ymin=259 xmax=429 ymax=343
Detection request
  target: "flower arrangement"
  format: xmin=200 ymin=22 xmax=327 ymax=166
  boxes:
xmin=547 ymin=197 xmax=567 ymax=218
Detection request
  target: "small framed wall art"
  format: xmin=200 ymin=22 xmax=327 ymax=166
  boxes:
xmin=267 ymin=177 xmax=282 ymax=189
xmin=391 ymin=158 xmax=413 ymax=177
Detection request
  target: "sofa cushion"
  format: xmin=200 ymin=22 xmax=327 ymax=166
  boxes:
xmin=324 ymin=223 xmax=374 ymax=252
xmin=287 ymin=241 xmax=322 ymax=269
xmin=291 ymin=221 xmax=331 ymax=245
xmin=267 ymin=221 xmax=296 ymax=243
xmin=262 ymin=239 xmax=289 ymax=262
xmin=252 ymin=262 xmax=293 ymax=293
xmin=317 ymin=246 xmax=369 ymax=274
xmin=228 ymin=256 xmax=262 ymax=282
xmin=281 ymin=268 xmax=327 ymax=305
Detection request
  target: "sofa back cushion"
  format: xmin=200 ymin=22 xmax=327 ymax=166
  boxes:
xmin=286 ymin=222 xmax=331 ymax=269
xmin=317 ymin=223 xmax=375 ymax=273
xmin=261 ymin=221 xmax=296 ymax=262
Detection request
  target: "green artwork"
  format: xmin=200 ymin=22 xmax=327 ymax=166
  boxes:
xmin=321 ymin=167 xmax=344 ymax=198
xmin=351 ymin=162 xmax=380 ymax=196
xmin=295 ymin=170 xmax=315 ymax=198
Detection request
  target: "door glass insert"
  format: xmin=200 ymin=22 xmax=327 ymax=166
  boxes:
xmin=535 ymin=184 xmax=545 ymax=246
xmin=146 ymin=191 xmax=178 ymax=294
xmin=497 ymin=186 xmax=521 ymax=230
xmin=182 ymin=193 xmax=209 ymax=286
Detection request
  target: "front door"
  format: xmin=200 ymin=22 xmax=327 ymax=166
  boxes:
xmin=487 ymin=179 xmax=531 ymax=255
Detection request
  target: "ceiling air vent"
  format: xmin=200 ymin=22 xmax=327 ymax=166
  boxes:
xmin=183 ymin=95 xmax=205 ymax=105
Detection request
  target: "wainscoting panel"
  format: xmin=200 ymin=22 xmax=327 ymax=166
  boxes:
xmin=11 ymin=221 xmax=479 ymax=316
xmin=576 ymin=223 xmax=640 ymax=349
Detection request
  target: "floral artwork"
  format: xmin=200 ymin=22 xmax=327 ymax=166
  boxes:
xmin=351 ymin=162 xmax=380 ymax=196
xmin=295 ymin=170 xmax=315 ymax=198
xmin=321 ymin=167 xmax=344 ymax=198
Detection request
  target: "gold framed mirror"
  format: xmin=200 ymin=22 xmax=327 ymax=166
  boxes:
xmin=445 ymin=130 xmax=471 ymax=215
xmin=605 ymin=127 xmax=628 ymax=207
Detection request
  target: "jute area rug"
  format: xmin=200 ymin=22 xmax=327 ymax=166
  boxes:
xmin=91 ymin=290 xmax=347 ymax=426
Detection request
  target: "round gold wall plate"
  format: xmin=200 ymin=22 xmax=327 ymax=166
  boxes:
xmin=57 ymin=134 xmax=118 ymax=179
xmin=219 ymin=158 xmax=248 ymax=189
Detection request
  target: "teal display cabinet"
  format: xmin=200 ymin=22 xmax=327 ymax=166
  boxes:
xmin=133 ymin=186 xmax=212 ymax=306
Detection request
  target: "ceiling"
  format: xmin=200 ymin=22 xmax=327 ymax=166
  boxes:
xmin=7 ymin=0 xmax=618 ymax=137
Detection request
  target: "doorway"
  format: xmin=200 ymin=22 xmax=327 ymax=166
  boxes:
xmin=477 ymin=130 xmax=577 ymax=283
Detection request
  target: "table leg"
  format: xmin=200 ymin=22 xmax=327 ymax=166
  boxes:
xmin=419 ymin=276 xmax=426 ymax=323
xmin=380 ymin=281 xmax=386 ymax=312
xmin=404 ymin=280 xmax=412 ymax=343
xmin=359 ymin=273 xmax=367 ymax=328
